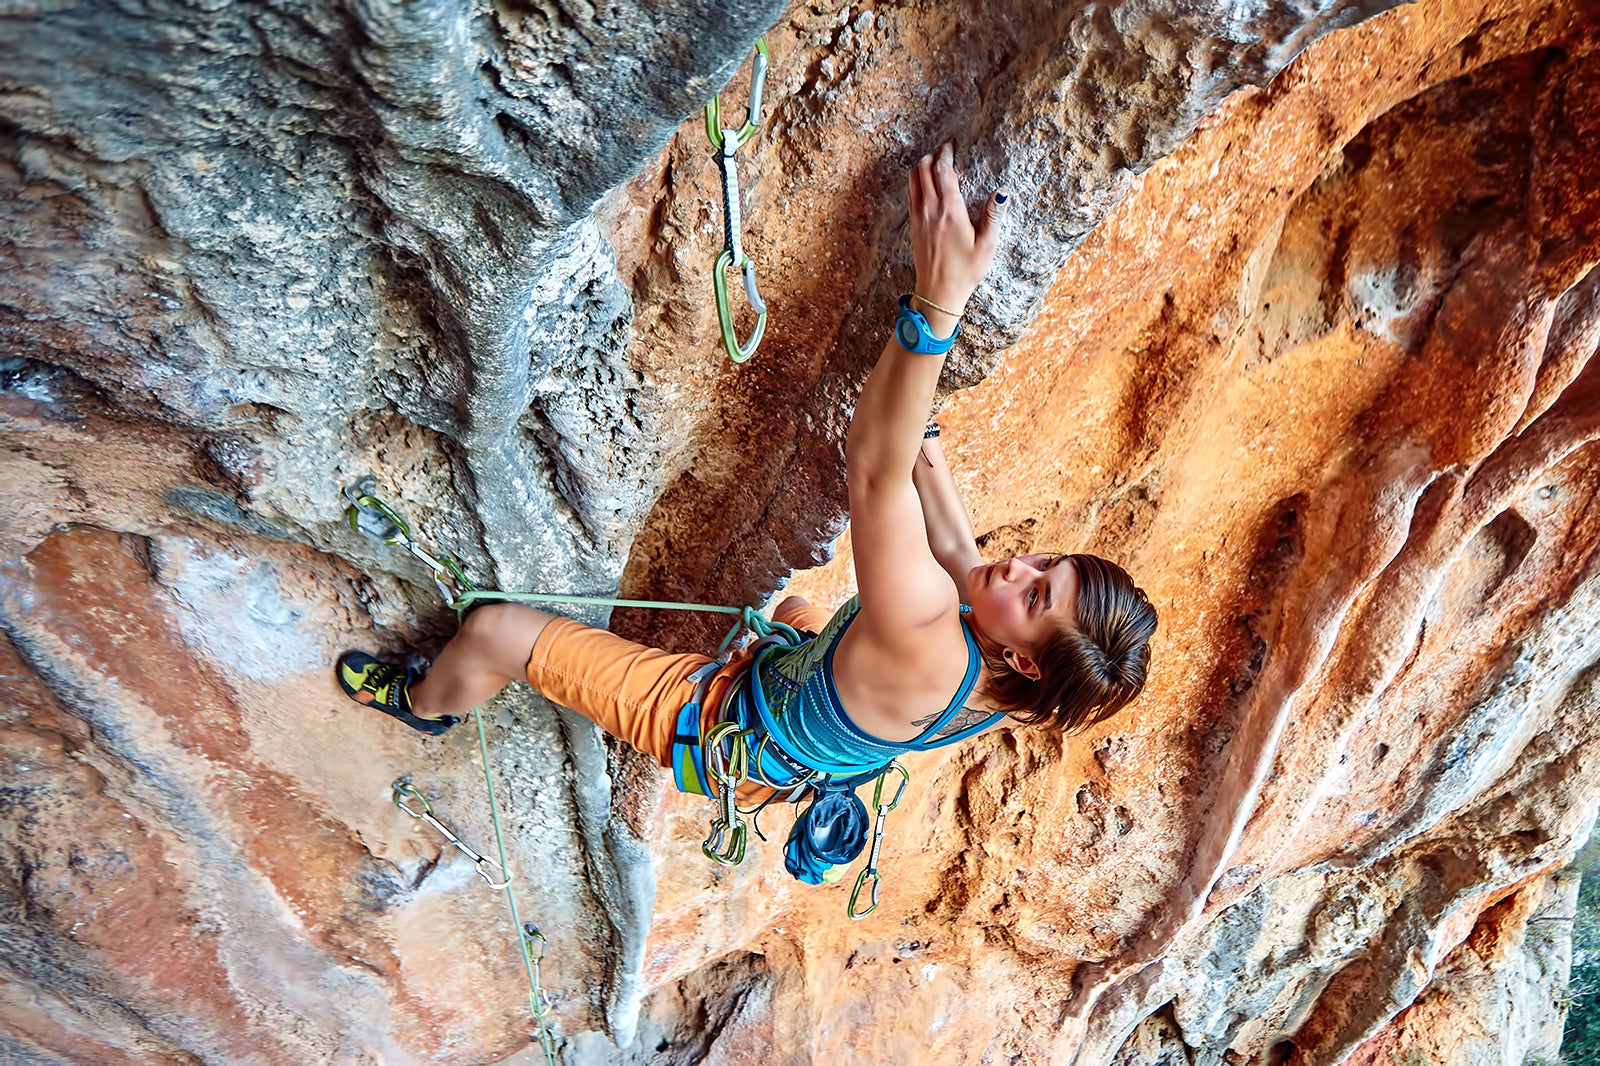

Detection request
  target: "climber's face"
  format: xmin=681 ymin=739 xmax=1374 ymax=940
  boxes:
xmin=964 ymin=554 xmax=1080 ymax=678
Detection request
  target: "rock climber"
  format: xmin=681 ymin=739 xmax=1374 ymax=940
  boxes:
xmin=336 ymin=141 xmax=1157 ymax=883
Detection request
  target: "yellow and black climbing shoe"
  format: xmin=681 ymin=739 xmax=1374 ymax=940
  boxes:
xmin=336 ymin=651 xmax=458 ymax=736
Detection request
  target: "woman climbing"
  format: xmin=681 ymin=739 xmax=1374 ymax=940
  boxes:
xmin=337 ymin=142 xmax=1157 ymax=888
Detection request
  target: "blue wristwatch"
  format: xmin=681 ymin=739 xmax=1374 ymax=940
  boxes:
xmin=894 ymin=294 xmax=960 ymax=354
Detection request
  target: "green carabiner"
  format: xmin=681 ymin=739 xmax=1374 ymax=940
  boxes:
xmin=703 ymin=818 xmax=748 ymax=866
xmin=872 ymin=763 xmax=911 ymax=811
xmin=713 ymin=248 xmax=767 ymax=362
xmin=347 ymin=492 xmax=411 ymax=545
xmin=701 ymin=722 xmax=752 ymax=865
xmin=849 ymin=866 xmax=881 ymax=920
xmin=704 ymin=37 xmax=769 ymax=151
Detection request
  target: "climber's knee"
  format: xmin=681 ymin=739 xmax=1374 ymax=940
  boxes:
xmin=772 ymin=595 xmax=812 ymax=629
xmin=457 ymin=601 xmax=555 ymax=678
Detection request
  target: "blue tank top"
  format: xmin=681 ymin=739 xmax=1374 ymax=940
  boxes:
xmin=734 ymin=596 xmax=1005 ymax=784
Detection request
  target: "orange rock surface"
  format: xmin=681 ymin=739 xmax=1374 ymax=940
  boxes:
xmin=624 ymin=0 xmax=1600 ymax=1060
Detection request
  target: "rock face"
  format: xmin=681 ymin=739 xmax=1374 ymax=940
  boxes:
xmin=1 ymin=0 xmax=1597 ymax=1063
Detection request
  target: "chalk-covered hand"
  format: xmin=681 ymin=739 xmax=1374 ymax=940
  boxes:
xmin=908 ymin=141 xmax=1009 ymax=327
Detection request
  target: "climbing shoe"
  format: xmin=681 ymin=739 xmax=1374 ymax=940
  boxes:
xmin=336 ymin=651 xmax=458 ymax=736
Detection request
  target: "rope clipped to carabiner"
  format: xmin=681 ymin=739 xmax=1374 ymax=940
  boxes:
xmin=705 ymin=36 xmax=770 ymax=363
xmin=393 ymin=778 xmax=512 ymax=888
xmin=344 ymin=481 xmax=477 ymax=605
xmin=345 ymin=481 xmax=798 ymax=657
xmin=520 ymin=923 xmax=558 ymax=1062
xmin=848 ymin=763 xmax=910 ymax=920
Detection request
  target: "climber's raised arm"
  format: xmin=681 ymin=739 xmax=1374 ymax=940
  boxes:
xmin=846 ymin=142 xmax=1007 ymax=637
xmin=912 ymin=431 xmax=984 ymax=597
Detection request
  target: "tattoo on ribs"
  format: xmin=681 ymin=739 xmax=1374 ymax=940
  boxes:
xmin=912 ymin=704 xmax=991 ymax=737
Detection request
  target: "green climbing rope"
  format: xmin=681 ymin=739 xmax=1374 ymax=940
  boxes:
xmin=453 ymin=589 xmax=797 ymax=659
xmin=473 ymin=708 xmax=557 ymax=1062
xmin=346 ymin=484 xmax=798 ymax=656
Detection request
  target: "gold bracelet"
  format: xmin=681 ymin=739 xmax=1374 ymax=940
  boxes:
xmin=913 ymin=293 xmax=962 ymax=318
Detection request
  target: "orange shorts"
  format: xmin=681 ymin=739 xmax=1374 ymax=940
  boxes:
xmin=524 ymin=599 xmax=834 ymax=783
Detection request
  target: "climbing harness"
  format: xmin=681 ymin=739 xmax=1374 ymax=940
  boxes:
xmin=348 ymin=485 xmax=910 ymax=920
xmin=705 ymin=36 xmax=770 ymax=363
xmin=392 ymin=778 xmax=512 ymax=889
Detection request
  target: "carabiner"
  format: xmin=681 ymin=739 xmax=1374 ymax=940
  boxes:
xmin=849 ymin=867 xmax=881 ymax=920
xmin=871 ymin=763 xmax=910 ymax=811
xmin=703 ymin=817 xmax=748 ymax=867
xmin=704 ymin=37 xmax=769 ymax=151
xmin=701 ymin=722 xmax=752 ymax=865
xmin=345 ymin=484 xmax=410 ymax=546
xmin=713 ymin=247 xmax=768 ymax=362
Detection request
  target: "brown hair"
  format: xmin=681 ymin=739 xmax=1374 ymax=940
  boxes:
xmin=979 ymin=553 xmax=1157 ymax=733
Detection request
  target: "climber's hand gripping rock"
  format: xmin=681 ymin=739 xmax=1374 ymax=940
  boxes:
xmin=907 ymin=141 xmax=1009 ymax=330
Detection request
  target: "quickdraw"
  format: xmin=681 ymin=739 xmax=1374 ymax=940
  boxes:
xmin=848 ymin=763 xmax=910 ymax=920
xmin=393 ymin=778 xmax=512 ymax=889
xmin=705 ymin=36 xmax=770 ymax=363
xmin=345 ymin=482 xmax=476 ymax=605
xmin=701 ymin=721 xmax=753 ymax=865
xmin=520 ymin=923 xmax=558 ymax=1063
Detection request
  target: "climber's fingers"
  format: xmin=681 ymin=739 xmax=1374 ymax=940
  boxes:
xmin=933 ymin=142 xmax=963 ymax=224
xmin=975 ymin=189 xmax=1010 ymax=261
xmin=914 ymin=152 xmax=937 ymax=219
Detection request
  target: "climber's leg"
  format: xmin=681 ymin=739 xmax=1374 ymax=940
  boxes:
xmin=524 ymin=617 xmax=733 ymax=765
xmin=407 ymin=602 xmax=559 ymax=721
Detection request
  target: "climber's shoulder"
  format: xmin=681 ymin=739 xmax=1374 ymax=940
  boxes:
xmin=834 ymin=595 xmax=969 ymax=702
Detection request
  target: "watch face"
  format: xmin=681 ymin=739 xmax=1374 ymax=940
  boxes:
xmin=896 ymin=317 xmax=920 ymax=350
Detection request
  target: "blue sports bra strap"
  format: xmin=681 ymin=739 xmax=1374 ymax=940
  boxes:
xmin=909 ymin=611 xmax=987 ymax=745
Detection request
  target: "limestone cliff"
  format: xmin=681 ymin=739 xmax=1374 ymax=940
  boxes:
xmin=2 ymin=0 xmax=1597 ymax=1062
